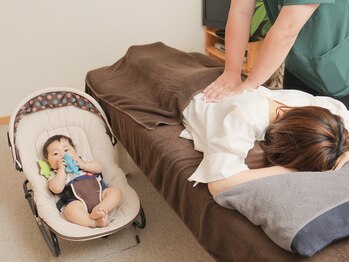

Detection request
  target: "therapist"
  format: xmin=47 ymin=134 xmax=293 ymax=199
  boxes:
xmin=203 ymin=1 xmax=349 ymax=107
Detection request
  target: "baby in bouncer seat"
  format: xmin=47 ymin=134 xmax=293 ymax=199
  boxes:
xmin=43 ymin=134 xmax=123 ymax=228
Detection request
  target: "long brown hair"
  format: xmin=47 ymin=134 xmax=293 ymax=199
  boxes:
xmin=262 ymin=106 xmax=349 ymax=171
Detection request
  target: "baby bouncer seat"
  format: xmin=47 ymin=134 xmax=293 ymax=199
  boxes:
xmin=7 ymin=87 xmax=146 ymax=256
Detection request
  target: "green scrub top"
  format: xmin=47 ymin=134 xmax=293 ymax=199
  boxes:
xmin=263 ymin=0 xmax=349 ymax=96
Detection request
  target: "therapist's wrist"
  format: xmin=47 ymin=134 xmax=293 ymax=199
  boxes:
xmin=243 ymin=77 xmax=260 ymax=89
xmin=223 ymin=68 xmax=242 ymax=80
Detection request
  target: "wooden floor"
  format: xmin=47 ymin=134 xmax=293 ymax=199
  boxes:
xmin=0 ymin=116 xmax=10 ymax=125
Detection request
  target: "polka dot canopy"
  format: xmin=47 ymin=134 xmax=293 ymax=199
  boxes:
xmin=12 ymin=91 xmax=108 ymax=166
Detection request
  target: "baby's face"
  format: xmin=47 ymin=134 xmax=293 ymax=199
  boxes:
xmin=46 ymin=138 xmax=77 ymax=169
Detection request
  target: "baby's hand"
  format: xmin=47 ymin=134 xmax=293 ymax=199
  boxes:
xmin=57 ymin=158 xmax=66 ymax=171
xmin=74 ymin=157 xmax=85 ymax=169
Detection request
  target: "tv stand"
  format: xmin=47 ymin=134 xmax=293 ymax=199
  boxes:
xmin=205 ymin=27 xmax=225 ymax=63
xmin=204 ymin=27 xmax=263 ymax=76
xmin=215 ymin=30 xmax=225 ymax=38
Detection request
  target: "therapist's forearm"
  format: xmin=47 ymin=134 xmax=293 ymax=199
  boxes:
xmin=244 ymin=24 xmax=297 ymax=87
xmin=245 ymin=4 xmax=319 ymax=88
xmin=224 ymin=0 xmax=255 ymax=79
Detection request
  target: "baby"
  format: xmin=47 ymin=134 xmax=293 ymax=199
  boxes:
xmin=43 ymin=135 xmax=122 ymax=228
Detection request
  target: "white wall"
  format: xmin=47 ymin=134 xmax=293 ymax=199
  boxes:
xmin=0 ymin=0 xmax=205 ymax=117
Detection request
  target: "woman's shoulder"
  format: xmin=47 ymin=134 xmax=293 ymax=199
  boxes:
xmin=259 ymin=86 xmax=315 ymax=106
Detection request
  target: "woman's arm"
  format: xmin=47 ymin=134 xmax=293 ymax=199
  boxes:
xmin=208 ymin=165 xmax=295 ymax=196
xmin=333 ymin=151 xmax=349 ymax=170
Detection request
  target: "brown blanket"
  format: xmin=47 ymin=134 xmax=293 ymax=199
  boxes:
xmin=85 ymin=42 xmax=224 ymax=130
xmin=85 ymin=44 xmax=349 ymax=261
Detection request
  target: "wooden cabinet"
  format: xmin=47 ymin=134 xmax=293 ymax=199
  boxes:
xmin=205 ymin=27 xmax=263 ymax=76
xmin=205 ymin=27 xmax=226 ymax=63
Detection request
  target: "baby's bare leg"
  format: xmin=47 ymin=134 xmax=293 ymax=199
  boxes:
xmin=90 ymin=187 xmax=123 ymax=220
xmin=64 ymin=200 xmax=96 ymax=228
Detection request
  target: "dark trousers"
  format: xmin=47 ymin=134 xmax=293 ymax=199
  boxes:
xmin=283 ymin=68 xmax=349 ymax=109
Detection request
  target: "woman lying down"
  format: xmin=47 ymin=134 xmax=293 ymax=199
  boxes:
xmin=180 ymin=86 xmax=349 ymax=195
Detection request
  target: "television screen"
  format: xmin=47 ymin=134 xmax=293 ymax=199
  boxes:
xmin=203 ymin=0 xmax=231 ymax=31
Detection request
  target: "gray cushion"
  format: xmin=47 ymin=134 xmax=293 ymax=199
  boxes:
xmin=213 ymin=164 xmax=349 ymax=256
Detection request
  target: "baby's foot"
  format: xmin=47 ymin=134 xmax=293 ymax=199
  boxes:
xmin=95 ymin=213 xmax=109 ymax=228
xmin=90 ymin=207 xmax=107 ymax=220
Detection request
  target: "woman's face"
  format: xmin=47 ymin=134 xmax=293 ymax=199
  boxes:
xmin=46 ymin=138 xmax=77 ymax=169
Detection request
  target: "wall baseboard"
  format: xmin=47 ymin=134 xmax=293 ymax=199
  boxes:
xmin=0 ymin=116 xmax=10 ymax=125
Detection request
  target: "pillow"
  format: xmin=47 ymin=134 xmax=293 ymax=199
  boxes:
xmin=213 ymin=163 xmax=349 ymax=257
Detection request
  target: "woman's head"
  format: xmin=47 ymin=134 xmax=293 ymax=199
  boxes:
xmin=262 ymin=106 xmax=349 ymax=171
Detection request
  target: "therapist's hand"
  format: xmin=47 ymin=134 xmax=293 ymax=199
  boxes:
xmin=202 ymin=71 xmax=242 ymax=102
xmin=203 ymin=73 xmax=257 ymax=102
